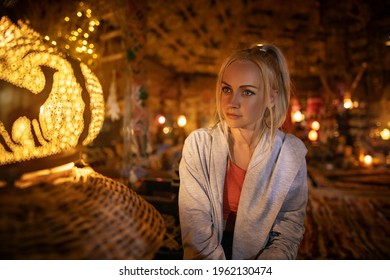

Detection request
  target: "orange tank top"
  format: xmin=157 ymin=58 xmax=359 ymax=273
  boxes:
xmin=223 ymin=160 xmax=246 ymax=224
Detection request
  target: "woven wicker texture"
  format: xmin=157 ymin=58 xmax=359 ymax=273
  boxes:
xmin=0 ymin=167 xmax=166 ymax=259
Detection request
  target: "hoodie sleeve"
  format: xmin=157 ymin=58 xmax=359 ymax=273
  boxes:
xmin=178 ymin=130 xmax=226 ymax=260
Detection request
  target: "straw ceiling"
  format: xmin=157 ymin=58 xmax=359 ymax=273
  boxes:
xmin=1 ymin=0 xmax=389 ymax=100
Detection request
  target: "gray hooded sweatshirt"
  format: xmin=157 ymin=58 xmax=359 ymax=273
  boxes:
xmin=178 ymin=124 xmax=308 ymax=259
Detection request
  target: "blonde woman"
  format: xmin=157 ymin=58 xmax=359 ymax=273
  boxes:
xmin=178 ymin=43 xmax=308 ymax=260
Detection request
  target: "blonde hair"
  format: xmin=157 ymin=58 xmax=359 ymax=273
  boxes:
xmin=214 ymin=43 xmax=291 ymax=159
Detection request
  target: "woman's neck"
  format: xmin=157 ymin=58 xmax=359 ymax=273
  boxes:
xmin=230 ymin=128 xmax=256 ymax=147
xmin=230 ymin=128 xmax=258 ymax=170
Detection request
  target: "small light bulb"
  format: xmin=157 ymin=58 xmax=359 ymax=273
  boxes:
xmin=177 ymin=115 xmax=187 ymax=127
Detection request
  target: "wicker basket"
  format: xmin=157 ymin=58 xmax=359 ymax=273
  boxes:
xmin=0 ymin=167 xmax=166 ymax=260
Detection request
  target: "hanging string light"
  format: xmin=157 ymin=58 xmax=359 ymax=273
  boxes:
xmin=41 ymin=2 xmax=100 ymax=66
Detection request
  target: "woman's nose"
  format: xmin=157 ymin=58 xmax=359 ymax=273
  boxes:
xmin=228 ymin=92 xmax=240 ymax=108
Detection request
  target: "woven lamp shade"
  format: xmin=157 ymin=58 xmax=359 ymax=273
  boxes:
xmin=0 ymin=167 xmax=166 ymax=260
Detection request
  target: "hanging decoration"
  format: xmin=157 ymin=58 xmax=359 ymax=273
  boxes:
xmin=139 ymin=86 xmax=148 ymax=101
xmin=126 ymin=48 xmax=136 ymax=62
xmin=132 ymin=84 xmax=150 ymax=160
xmin=105 ymin=69 xmax=120 ymax=121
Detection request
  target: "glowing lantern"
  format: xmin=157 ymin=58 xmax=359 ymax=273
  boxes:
xmin=311 ymin=121 xmax=320 ymax=131
xmin=0 ymin=17 xmax=104 ymax=178
xmin=0 ymin=17 xmax=166 ymax=260
xmin=308 ymin=130 xmax=318 ymax=142
xmin=162 ymin=126 xmax=171 ymax=134
xmin=292 ymin=110 xmax=305 ymax=123
xmin=363 ymin=155 xmax=373 ymax=166
xmin=380 ymin=128 xmax=390 ymax=140
xmin=343 ymin=98 xmax=353 ymax=109
xmin=156 ymin=114 xmax=166 ymax=125
xmin=177 ymin=114 xmax=187 ymax=127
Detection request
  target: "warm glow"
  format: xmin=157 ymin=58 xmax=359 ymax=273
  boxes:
xmin=380 ymin=128 xmax=390 ymax=140
xmin=54 ymin=5 xmax=99 ymax=64
xmin=343 ymin=98 xmax=353 ymax=109
xmin=177 ymin=115 xmax=187 ymax=127
xmin=311 ymin=121 xmax=320 ymax=131
xmin=308 ymin=130 xmax=318 ymax=141
xmin=162 ymin=127 xmax=171 ymax=134
xmin=292 ymin=110 xmax=305 ymax=123
xmin=156 ymin=114 xmax=166 ymax=125
xmin=19 ymin=162 xmax=75 ymax=182
xmin=363 ymin=155 xmax=373 ymax=166
xmin=0 ymin=17 xmax=104 ymax=165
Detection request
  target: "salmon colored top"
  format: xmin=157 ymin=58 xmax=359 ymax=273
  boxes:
xmin=223 ymin=160 xmax=246 ymax=230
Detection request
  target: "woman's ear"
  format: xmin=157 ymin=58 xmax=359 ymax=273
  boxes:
xmin=270 ymin=90 xmax=278 ymax=107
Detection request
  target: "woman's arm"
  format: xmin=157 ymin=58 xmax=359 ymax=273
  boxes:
xmin=178 ymin=132 xmax=226 ymax=260
xmin=257 ymin=160 xmax=308 ymax=259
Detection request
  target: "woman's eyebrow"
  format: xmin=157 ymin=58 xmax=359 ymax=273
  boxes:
xmin=221 ymin=81 xmax=259 ymax=89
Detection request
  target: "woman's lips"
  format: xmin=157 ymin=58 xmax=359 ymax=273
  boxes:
xmin=226 ymin=113 xmax=242 ymax=119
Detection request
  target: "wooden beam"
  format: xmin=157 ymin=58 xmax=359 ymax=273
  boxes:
xmin=350 ymin=62 xmax=367 ymax=94
xmin=174 ymin=2 xmax=213 ymax=47
xmin=149 ymin=21 xmax=192 ymax=58
xmin=100 ymin=29 xmax=122 ymax=41
xmin=214 ymin=0 xmax=230 ymax=31
xmin=100 ymin=52 xmax=125 ymax=63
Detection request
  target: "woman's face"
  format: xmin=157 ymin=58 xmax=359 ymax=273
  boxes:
xmin=220 ymin=60 xmax=264 ymax=130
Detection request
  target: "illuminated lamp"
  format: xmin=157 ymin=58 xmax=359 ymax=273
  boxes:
xmin=162 ymin=126 xmax=171 ymax=134
xmin=0 ymin=16 xmax=104 ymax=180
xmin=0 ymin=17 xmax=165 ymax=259
xmin=177 ymin=114 xmax=187 ymax=127
xmin=343 ymin=98 xmax=353 ymax=109
xmin=311 ymin=121 xmax=320 ymax=131
xmin=308 ymin=130 xmax=318 ymax=142
xmin=380 ymin=128 xmax=390 ymax=140
xmin=156 ymin=114 xmax=166 ymax=125
xmin=363 ymin=155 xmax=373 ymax=166
xmin=292 ymin=110 xmax=304 ymax=123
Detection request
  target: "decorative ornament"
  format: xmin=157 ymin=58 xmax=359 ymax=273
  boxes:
xmin=0 ymin=16 xmax=104 ymax=176
xmin=126 ymin=49 xmax=136 ymax=61
xmin=106 ymin=69 xmax=121 ymax=121
xmin=0 ymin=16 xmax=166 ymax=260
xmin=139 ymin=86 xmax=148 ymax=101
xmin=132 ymin=84 xmax=149 ymax=159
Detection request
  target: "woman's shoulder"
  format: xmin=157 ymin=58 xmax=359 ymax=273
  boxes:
xmin=186 ymin=127 xmax=211 ymax=139
xmin=185 ymin=125 xmax=222 ymax=142
xmin=276 ymin=130 xmax=307 ymax=155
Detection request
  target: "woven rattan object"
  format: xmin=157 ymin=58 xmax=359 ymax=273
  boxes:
xmin=0 ymin=167 xmax=166 ymax=259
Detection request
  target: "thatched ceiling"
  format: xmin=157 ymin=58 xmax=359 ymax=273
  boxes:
xmin=1 ymin=0 xmax=389 ymax=100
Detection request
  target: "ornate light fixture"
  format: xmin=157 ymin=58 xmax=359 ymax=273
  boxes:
xmin=0 ymin=16 xmax=166 ymax=260
xmin=0 ymin=16 xmax=104 ymax=178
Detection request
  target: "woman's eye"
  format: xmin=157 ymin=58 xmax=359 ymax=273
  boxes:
xmin=242 ymin=90 xmax=254 ymax=96
xmin=222 ymin=86 xmax=231 ymax=94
